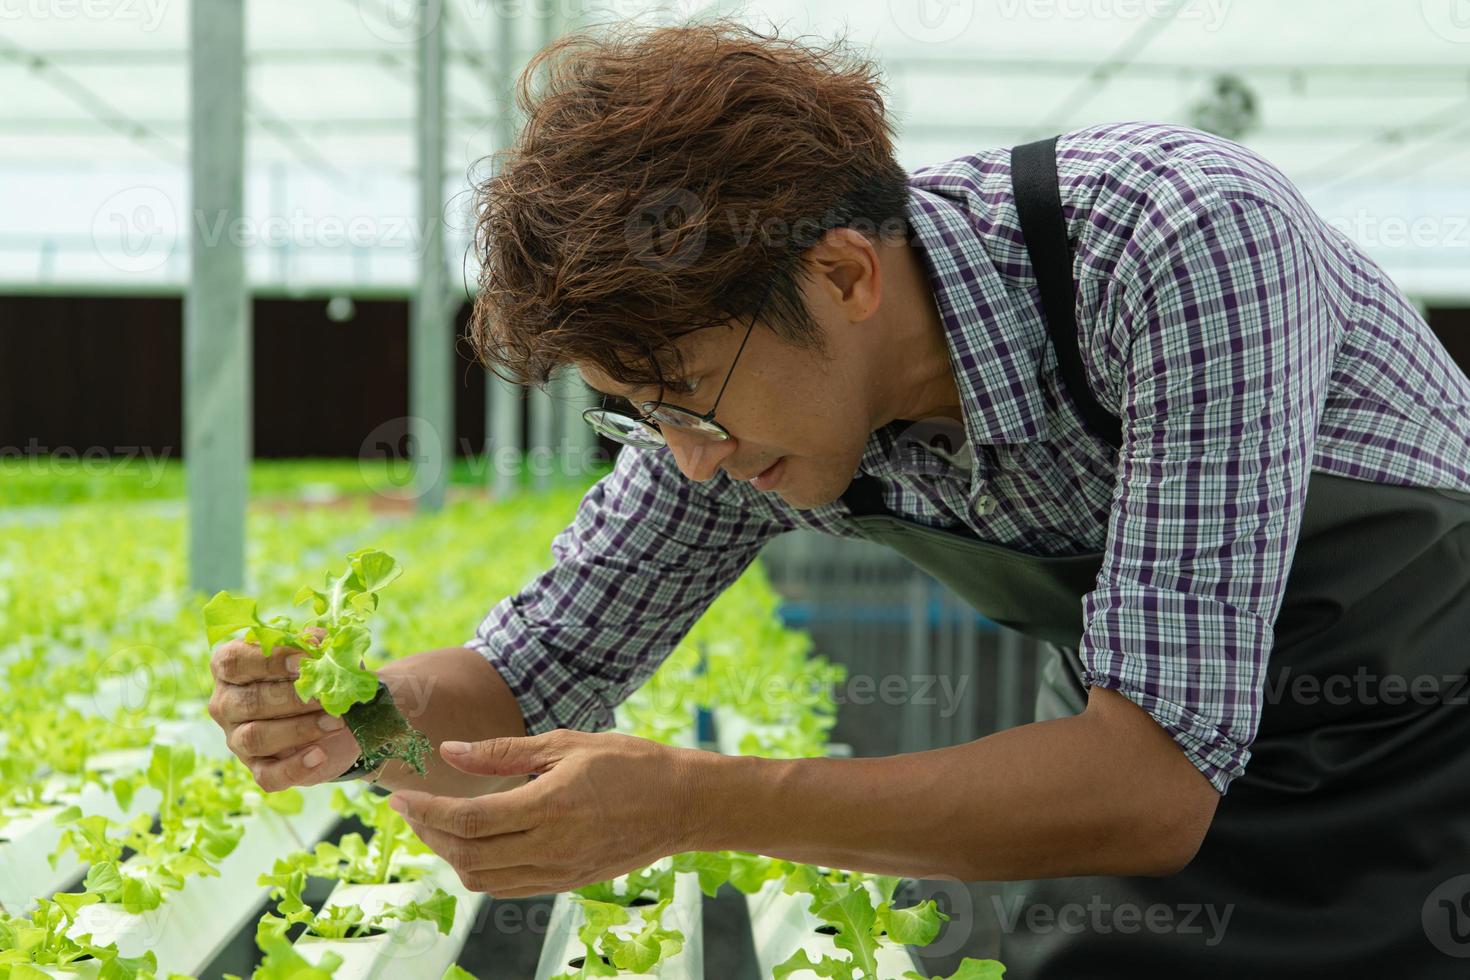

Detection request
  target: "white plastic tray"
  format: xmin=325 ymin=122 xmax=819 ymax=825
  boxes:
xmin=0 ymin=718 xmax=217 ymax=913
xmin=61 ymin=781 xmax=344 ymax=975
xmin=291 ymin=853 xmax=488 ymax=980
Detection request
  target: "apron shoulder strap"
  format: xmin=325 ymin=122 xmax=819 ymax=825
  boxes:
xmin=1010 ymin=136 xmax=1123 ymax=451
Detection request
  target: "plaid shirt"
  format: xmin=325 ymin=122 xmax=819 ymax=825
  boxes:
xmin=469 ymin=122 xmax=1470 ymax=794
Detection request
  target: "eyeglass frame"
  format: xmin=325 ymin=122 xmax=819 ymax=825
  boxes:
xmin=581 ymin=284 xmax=771 ymax=448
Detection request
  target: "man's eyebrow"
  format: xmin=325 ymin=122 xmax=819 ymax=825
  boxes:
xmin=585 ymin=379 xmax=655 ymax=402
xmin=584 ymin=375 xmax=687 ymax=402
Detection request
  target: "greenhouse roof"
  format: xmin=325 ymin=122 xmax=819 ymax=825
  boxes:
xmin=2 ymin=0 xmax=1466 ymax=299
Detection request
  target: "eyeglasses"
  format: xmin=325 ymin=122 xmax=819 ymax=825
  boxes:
xmin=582 ymin=289 xmax=767 ymax=450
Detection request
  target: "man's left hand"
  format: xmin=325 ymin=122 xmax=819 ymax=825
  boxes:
xmin=388 ymin=728 xmax=705 ymax=898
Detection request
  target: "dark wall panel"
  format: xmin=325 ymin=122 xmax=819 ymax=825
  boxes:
xmin=0 ymin=294 xmax=184 ymax=456
xmin=251 ymin=298 xmax=408 ymax=458
xmin=1428 ymin=307 xmax=1470 ymax=380
xmin=454 ymin=308 xmax=488 ymax=457
xmin=0 ymin=294 xmax=485 ymax=459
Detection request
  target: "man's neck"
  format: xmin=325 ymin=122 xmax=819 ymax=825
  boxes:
xmin=869 ymin=238 xmax=964 ymax=428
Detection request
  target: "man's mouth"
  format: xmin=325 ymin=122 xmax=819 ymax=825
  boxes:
xmin=749 ymin=457 xmax=786 ymax=492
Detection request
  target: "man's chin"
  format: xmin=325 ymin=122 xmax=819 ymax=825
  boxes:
xmin=775 ymin=467 xmax=852 ymax=511
xmin=778 ymin=489 xmax=818 ymax=510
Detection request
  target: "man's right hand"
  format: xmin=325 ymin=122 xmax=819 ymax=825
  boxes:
xmin=207 ymin=640 xmax=360 ymax=791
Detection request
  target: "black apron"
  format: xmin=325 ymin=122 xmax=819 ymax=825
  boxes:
xmin=840 ymin=137 xmax=1470 ymax=977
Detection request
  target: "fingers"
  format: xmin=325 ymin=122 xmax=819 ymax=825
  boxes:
xmin=227 ymin=711 xmax=346 ymax=759
xmin=210 ymin=639 xmax=304 ymax=685
xmin=390 ymin=787 xmax=538 ymax=840
xmin=437 ymin=730 xmax=571 ymax=778
xmin=209 ymin=680 xmax=320 ymax=725
xmin=471 ymin=880 xmax=563 ymax=899
xmin=402 ymin=821 xmax=536 ymax=875
xmin=246 ymin=728 xmax=359 ymax=792
xmin=456 ymin=865 xmax=563 ymax=898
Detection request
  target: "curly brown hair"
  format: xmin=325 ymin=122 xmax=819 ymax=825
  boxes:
xmin=467 ymin=19 xmax=910 ymax=392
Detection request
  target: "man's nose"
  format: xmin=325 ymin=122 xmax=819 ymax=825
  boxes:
xmin=663 ymin=428 xmax=737 ymax=482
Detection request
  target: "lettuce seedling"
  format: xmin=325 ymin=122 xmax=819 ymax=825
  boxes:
xmin=256 ymin=886 xmax=456 ymax=941
xmin=598 ymin=897 xmax=684 ymax=973
xmin=238 ymin=933 xmax=344 ymax=980
xmin=203 ymin=549 xmax=432 ymax=775
xmin=671 ymin=850 xmax=785 ymax=897
xmin=771 ymin=865 xmax=1002 ymax=980
xmin=0 ymin=897 xmax=159 ymax=978
xmin=556 ymin=872 xmax=688 ymax=979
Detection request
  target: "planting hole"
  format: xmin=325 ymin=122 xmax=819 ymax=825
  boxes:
xmin=628 ymin=895 xmax=658 ymax=907
xmin=311 ymin=926 xmax=388 ymax=940
xmin=814 ymin=925 xmax=839 ymax=936
xmin=567 ymin=955 xmax=613 ymax=969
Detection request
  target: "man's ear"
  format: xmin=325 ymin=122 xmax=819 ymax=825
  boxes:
xmin=805 ymin=227 xmax=881 ymax=322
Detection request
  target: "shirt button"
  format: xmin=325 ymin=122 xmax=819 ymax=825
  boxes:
xmin=972 ymin=494 xmax=996 ymax=516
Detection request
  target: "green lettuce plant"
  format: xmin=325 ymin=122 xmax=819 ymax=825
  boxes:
xmin=773 ymin=864 xmax=1004 ymax=980
xmin=255 ymin=886 xmax=456 ymax=943
xmin=45 ymin=749 xmax=301 ymax=918
xmin=202 ymin=550 xmax=431 ymax=774
xmin=550 ymin=895 xmax=685 ymax=980
xmin=0 ymin=896 xmax=159 ymax=979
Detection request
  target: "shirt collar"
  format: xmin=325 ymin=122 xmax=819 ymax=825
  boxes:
xmin=903 ymin=184 xmax=1053 ymax=449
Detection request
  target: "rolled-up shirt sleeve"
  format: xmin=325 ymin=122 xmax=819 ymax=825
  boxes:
xmin=1079 ymin=193 xmax=1339 ymax=794
xmin=466 ymin=445 xmax=793 ymax=735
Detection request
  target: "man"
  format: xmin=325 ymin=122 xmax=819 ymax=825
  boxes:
xmin=208 ymin=22 xmax=1470 ymax=976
